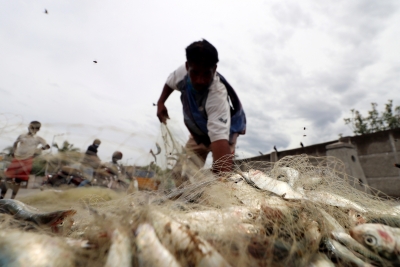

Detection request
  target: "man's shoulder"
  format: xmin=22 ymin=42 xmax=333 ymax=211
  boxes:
xmin=18 ymin=133 xmax=29 ymax=139
xmin=166 ymin=64 xmax=187 ymax=90
xmin=208 ymin=76 xmax=228 ymax=97
xmin=34 ymin=135 xmax=46 ymax=141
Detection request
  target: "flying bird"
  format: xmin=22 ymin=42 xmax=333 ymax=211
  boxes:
xmin=300 ymin=142 xmax=304 ymax=148
xmin=273 ymin=146 xmax=278 ymax=153
xmin=304 ymin=127 xmax=306 ymax=130
xmin=259 ymin=151 xmax=263 ymax=155
xmin=93 ymin=60 xmax=97 ymax=63
xmin=153 ymin=103 xmax=157 ymax=106
xmin=44 ymin=9 xmax=48 ymax=14
xmin=303 ymin=135 xmax=307 ymax=137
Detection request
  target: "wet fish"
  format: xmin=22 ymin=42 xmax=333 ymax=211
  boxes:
xmin=367 ymin=215 xmax=400 ymax=228
xmin=135 ymin=223 xmax=181 ymax=267
xmin=331 ymin=231 xmax=390 ymax=266
xmin=104 ymin=229 xmax=131 ymax=267
xmin=180 ymin=206 xmax=258 ymax=224
xmin=350 ymin=223 xmax=400 ymax=263
xmin=318 ymin=208 xmax=386 ymax=265
xmin=0 ymin=231 xmax=77 ymax=267
xmin=307 ymin=191 xmax=367 ymax=213
xmin=323 ymin=238 xmax=374 ymax=267
xmin=243 ymin=170 xmax=306 ymax=200
xmin=172 ymin=206 xmax=262 ymax=236
xmin=277 ymin=167 xmax=299 ymax=187
xmin=298 ymin=213 xmax=321 ymax=251
xmin=318 ymin=208 xmax=345 ymax=233
xmin=150 ymin=210 xmax=232 ymax=267
xmin=0 ymin=199 xmax=76 ymax=233
xmin=349 ymin=209 xmax=367 ymax=227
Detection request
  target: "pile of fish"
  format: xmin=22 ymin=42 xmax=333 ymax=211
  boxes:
xmin=1 ymin=155 xmax=400 ymax=267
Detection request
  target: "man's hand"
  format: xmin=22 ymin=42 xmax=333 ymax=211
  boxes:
xmin=156 ymin=84 xmax=174 ymax=124
xmin=42 ymin=144 xmax=50 ymax=150
xmin=211 ymin=139 xmax=233 ymax=174
xmin=157 ymin=103 xmax=170 ymax=124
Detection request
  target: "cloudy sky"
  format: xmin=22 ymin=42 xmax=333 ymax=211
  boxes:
xmin=1 ymin=0 xmax=399 ymax=167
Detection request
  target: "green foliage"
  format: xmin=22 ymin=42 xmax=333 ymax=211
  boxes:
xmin=32 ymin=157 xmax=46 ymax=176
xmin=344 ymin=100 xmax=400 ymax=135
xmin=53 ymin=141 xmax=80 ymax=153
xmin=46 ymin=140 xmax=82 ymax=174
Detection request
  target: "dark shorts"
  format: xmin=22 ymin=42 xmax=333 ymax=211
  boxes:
xmin=6 ymin=178 xmax=24 ymax=184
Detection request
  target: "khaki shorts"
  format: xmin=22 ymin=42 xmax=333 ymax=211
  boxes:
xmin=171 ymin=134 xmax=238 ymax=186
xmin=185 ymin=134 xmax=237 ymax=168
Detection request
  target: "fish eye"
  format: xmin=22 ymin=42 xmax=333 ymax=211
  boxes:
xmin=246 ymin=212 xmax=254 ymax=219
xmin=364 ymin=235 xmax=377 ymax=246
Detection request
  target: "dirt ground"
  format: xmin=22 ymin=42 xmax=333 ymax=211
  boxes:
xmin=1 ymin=188 xmax=42 ymax=200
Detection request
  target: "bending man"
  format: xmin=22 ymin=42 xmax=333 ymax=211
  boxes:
xmin=157 ymin=39 xmax=246 ymax=180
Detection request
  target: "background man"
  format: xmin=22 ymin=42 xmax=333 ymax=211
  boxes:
xmin=156 ymin=39 xmax=246 ymax=181
xmin=1 ymin=121 xmax=50 ymax=199
xmin=80 ymin=139 xmax=101 ymax=182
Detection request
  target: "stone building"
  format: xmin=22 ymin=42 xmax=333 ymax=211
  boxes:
xmin=237 ymin=128 xmax=400 ymax=197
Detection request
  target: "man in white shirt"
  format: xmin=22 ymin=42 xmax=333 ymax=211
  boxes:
xmin=1 ymin=121 xmax=50 ymax=199
xmin=156 ymin=39 xmax=246 ymax=182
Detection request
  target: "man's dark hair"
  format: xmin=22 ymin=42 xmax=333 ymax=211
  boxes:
xmin=30 ymin=121 xmax=41 ymax=126
xmin=186 ymin=39 xmax=219 ymax=67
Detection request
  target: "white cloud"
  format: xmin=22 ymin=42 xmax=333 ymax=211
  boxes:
xmin=1 ymin=0 xmax=400 ymax=166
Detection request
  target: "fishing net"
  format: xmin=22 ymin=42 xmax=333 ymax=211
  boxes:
xmin=1 ymin=118 xmax=400 ymax=266
xmin=0 ymin=153 xmax=396 ymax=267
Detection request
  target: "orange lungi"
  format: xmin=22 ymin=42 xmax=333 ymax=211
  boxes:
xmin=5 ymin=157 xmax=33 ymax=181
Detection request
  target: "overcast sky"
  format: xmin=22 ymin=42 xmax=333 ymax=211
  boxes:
xmin=1 ymin=0 xmax=400 ymax=167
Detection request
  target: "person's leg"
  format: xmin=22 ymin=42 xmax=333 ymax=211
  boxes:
xmin=185 ymin=136 xmax=211 ymax=169
xmin=11 ymin=178 xmax=22 ymax=199
xmin=0 ymin=180 xmax=7 ymax=199
xmin=171 ymin=136 xmax=211 ymax=187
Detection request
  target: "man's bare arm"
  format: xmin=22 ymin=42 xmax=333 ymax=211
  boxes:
xmin=12 ymin=141 xmax=19 ymax=157
xmin=210 ymin=139 xmax=233 ymax=174
xmin=157 ymin=84 xmax=174 ymax=124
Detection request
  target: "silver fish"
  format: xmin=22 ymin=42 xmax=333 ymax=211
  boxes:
xmin=277 ymin=167 xmax=299 ymax=187
xmin=230 ymin=178 xmax=290 ymax=214
xmin=307 ymin=191 xmax=367 ymax=213
xmin=331 ymin=231 xmax=390 ymax=266
xmin=180 ymin=206 xmax=258 ymax=224
xmin=0 ymin=231 xmax=76 ymax=267
xmin=0 ymin=199 xmax=76 ymax=233
xmin=150 ymin=210 xmax=232 ymax=267
xmin=104 ymin=228 xmax=131 ymax=267
xmin=172 ymin=206 xmax=261 ymax=236
xmin=323 ymin=238 xmax=374 ymax=267
xmin=318 ymin=208 xmax=386 ymax=265
xmin=298 ymin=213 xmax=321 ymax=251
xmin=348 ymin=209 xmax=367 ymax=227
xmin=350 ymin=223 xmax=400 ymax=262
xmin=243 ymin=169 xmax=306 ymax=200
xmin=135 ymin=223 xmax=181 ymax=267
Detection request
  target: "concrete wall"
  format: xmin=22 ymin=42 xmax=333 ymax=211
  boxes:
xmin=238 ymin=128 xmax=400 ymax=197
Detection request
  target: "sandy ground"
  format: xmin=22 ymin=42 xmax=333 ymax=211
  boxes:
xmin=1 ymin=188 xmax=43 ymax=200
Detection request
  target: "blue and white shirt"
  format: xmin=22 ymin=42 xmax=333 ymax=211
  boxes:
xmin=166 ymin=65 xmax=246 ymax=146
